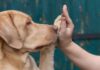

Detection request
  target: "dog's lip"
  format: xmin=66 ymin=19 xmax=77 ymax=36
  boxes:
xmin=35 ymin=46 xmax=44 ymax=50
xmin=34 ymin=42 xmax=54 ymax=50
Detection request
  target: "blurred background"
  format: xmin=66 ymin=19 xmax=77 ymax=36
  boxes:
xmin=0 ymin=0 xmax=100 ymax=70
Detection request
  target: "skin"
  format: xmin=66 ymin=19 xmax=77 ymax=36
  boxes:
xmin=57 ymin=5 xmax=100 ymax=70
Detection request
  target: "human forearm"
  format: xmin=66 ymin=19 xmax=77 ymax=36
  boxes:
xmin=39 ymin=44 xmax=55 ymax=70
xmin=61 ymin=42 xmax=100 ymax=70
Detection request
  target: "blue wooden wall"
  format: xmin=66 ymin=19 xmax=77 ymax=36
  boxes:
xmin=0 ymin=0 xmax=100 ymax=70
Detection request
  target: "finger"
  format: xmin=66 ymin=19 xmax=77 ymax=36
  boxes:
xmin=62 ymin=5 xmax=70 ymax=21
xmin=61 ymin=21 xmax=66 ymax=30
xmin=61 ymin=16 xmax=66 ymax=21
xmin=62 ymin=5 xmax=74 ymax=28
xmin=54 ymin=15 xmax=62 ymax=29
xmin=60 ymin=23 xmax=67 ymax=36
xmin=58 ymin=20 xmax=66 ymax=33
xmin=53 ymin=25 xmax=58 ymax=30
xmin=57 ymin=16 xmax=66 ymax=30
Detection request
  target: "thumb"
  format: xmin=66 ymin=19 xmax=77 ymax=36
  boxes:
xmin=62 ymin=5 xmax=69 ymax=19
xmin=62 ymin=4 xmax=74 ymax=29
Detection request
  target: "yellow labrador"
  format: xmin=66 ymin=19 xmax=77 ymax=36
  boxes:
xmin=0 ymin=10 xmax=57 ymax=70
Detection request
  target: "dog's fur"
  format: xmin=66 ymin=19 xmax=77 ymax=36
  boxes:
xmin=0 ymin=10 xmax=57 ymax=70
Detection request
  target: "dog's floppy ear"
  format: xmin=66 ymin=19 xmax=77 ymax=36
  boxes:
xmin=9 ymin=10 xmax=30 ymax=41
xmin=0 ymin=11 xmax=22 ymax=49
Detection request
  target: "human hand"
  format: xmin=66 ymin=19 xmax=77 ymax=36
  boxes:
xmin=55 ymin=5 xmax=74 ymax=48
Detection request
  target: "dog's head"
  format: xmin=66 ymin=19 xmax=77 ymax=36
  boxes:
xmin=0 ymin=10 xmax=57 ymax=52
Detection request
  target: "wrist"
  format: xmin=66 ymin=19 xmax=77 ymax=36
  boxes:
xmin=59 ymin=41 xmax=74 ymax=50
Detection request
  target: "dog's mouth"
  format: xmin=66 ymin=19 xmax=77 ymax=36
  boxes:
xmin=34 ymin=43 xmax=53 ymax=51
xmin=35 ymin=46 xmax=44 ymax=50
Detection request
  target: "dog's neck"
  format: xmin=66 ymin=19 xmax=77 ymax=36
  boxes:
xmin=0 ymin=39 xmax=29 ymax=69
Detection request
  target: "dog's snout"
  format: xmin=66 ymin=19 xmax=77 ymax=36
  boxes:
xmin=49 ymin=25 xmax=58 ymax=32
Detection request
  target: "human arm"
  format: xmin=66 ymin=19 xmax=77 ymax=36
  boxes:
xmin=39 ymin=44 xmax=55 ymax=70
xmin=56 ymin=5 xmax=100 ymax=70
xmin=61 ymin=41 xmax=100 ymax=70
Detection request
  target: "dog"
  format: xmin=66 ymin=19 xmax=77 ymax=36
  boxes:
xmin=0 ymin=10 xmax=57 ymax=70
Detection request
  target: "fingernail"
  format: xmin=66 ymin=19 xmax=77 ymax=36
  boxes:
xmin=63 ymin=4 xmax=67 ymax=9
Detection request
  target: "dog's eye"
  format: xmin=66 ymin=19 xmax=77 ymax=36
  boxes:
xmin=27 ymin=21 xmax=31 ymax=25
